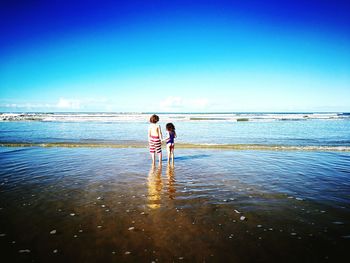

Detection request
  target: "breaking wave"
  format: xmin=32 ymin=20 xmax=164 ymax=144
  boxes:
xmin=1 ymin=112 xmax=349 ymax=122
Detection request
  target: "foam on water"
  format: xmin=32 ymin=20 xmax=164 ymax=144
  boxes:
xmin=0 ymin=112 xmax=348 ymax=122
xmin=1 ymin=142 xmax=350 ymax=151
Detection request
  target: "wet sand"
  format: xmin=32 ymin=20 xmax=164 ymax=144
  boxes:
xmin=0 ymin=148 xmax=349 ymax=262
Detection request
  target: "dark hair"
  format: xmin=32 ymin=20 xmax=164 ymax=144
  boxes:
xmin=166 ymin=123 xmax=175 ymax=132
xmin=150 ymin=114 xmax=159 ymax=123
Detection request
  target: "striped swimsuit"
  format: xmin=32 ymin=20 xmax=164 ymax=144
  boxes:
xmin=149 ymin=124 xmax=162 ymax=154
xmin=149 ymin=135 xmax=162 ymax=154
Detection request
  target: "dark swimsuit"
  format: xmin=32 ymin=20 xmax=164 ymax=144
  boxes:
xmin=167 ymin=131 xmax=175 ymax=149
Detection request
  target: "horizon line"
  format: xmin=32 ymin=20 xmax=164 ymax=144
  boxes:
xmin=1 ymin=111 xmax=349 ymax=114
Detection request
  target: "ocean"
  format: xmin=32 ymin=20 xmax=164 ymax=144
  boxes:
xmin=1 ymin=112 xmax=350 ymax=149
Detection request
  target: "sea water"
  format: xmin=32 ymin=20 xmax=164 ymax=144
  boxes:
xmin=0 ymin=113 xmax=350 ymax=262
xmin=0 ymin=112 xmax=349 ymax=147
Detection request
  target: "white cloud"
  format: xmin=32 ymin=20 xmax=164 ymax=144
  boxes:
xmin=3 ymin=103 xmax=52 ymax=109
xmin=159 ymin=96 xmax=184 ymax=109
xmin=159 ymin=96 xmax=209 ymax=111
xmin=56 ymin=98 xmax=81 ymax=109
xmin=1 ymin=97 xmax=210 ymax=112
xmin=0 ymin=97 xmax=108 ymax=111
xmin=190 ymin=98 xmax=209 ymax=108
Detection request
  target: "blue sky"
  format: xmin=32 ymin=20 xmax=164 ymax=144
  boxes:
xmin=0 ymin=0 xmax=349 ymax=112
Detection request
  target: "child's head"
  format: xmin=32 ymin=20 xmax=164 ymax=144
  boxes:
xmin=150 ymin=114 xmax=159 ymax=123
xmin=166 ymin=123 xmax=175 ymax=132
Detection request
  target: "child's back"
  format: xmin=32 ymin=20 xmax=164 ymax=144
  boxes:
xmin=167 ymin=130 xmax=176 ymax=144
xmin=149 ymin=123 xmax=160 ymax=137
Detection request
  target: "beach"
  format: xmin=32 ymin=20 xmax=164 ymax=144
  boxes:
xmin=2 ymin=0 xmax=350 ymax=261
xmin=0 ymin=113 xmax=350 ymax=262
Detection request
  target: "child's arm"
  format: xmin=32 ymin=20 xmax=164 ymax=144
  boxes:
xmin=174 ymin=131 xmax=177 ymax=138
xmin=148 ymin=126 xmax=151 ymax=141
xmin=163 ymin=131 xmax=170 ymax=141
xmin=158 ymin=125 xmax=163 ymax=141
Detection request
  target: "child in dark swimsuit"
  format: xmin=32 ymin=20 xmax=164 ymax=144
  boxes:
xmin=165 ymin=123 xmax=176 ymax=165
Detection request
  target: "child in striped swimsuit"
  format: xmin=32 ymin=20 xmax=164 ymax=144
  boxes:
xmin=148 ymin=114 xmax=163 ymax=166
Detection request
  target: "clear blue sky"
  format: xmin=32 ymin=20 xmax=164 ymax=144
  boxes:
xmin=0 ymin=0 xmax=349 ymax=112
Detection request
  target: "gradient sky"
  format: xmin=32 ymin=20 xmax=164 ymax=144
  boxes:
xmin=0 ymin=0 xmax=349 ymax=112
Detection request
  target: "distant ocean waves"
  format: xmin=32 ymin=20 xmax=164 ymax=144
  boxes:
xmin=1 ymin=142 xmax=349 ymax=151
xmin=1 ymin=112 xmax=349 ymax=122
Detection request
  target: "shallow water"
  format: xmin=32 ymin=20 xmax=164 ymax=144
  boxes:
xmin=0 ymin=147 xmax=349 ymax=262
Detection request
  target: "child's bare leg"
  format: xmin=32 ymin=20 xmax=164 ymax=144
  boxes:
xmin=151 ymin=153 xmax=155 ymax=166
xmin=166 ymin=145 xmax=171 ymax=164
xmin=158 ymin=152 xmax=162 ymax=166
xmin=171 ymin=149 xmax=175 ymax=166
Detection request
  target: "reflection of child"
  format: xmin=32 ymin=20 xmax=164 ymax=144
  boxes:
xmin=165 ymin=123 xmax=176 ymax=165
xmin=166 ymin=165 xmax=176 ymax=200
xmin=148 ymin=114 xmax=163 ymax=166
xmin=147 ymin=166 xmax=162 ymax=209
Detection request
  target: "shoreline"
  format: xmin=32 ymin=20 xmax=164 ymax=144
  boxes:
xmin=1 ymin=142 xmax=350 ymax=151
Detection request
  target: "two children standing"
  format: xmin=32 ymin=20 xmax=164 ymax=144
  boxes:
xmin=148 ymin=114 xmax=176 ymax=166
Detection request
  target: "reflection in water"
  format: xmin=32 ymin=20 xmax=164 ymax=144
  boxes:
xmin=166 ymin=165 xmax=176 ymax=200
xmin=147 ymin=165 xmax=163 ymax=209
xmin=1 ymin=148 xmax=350 ymax=262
